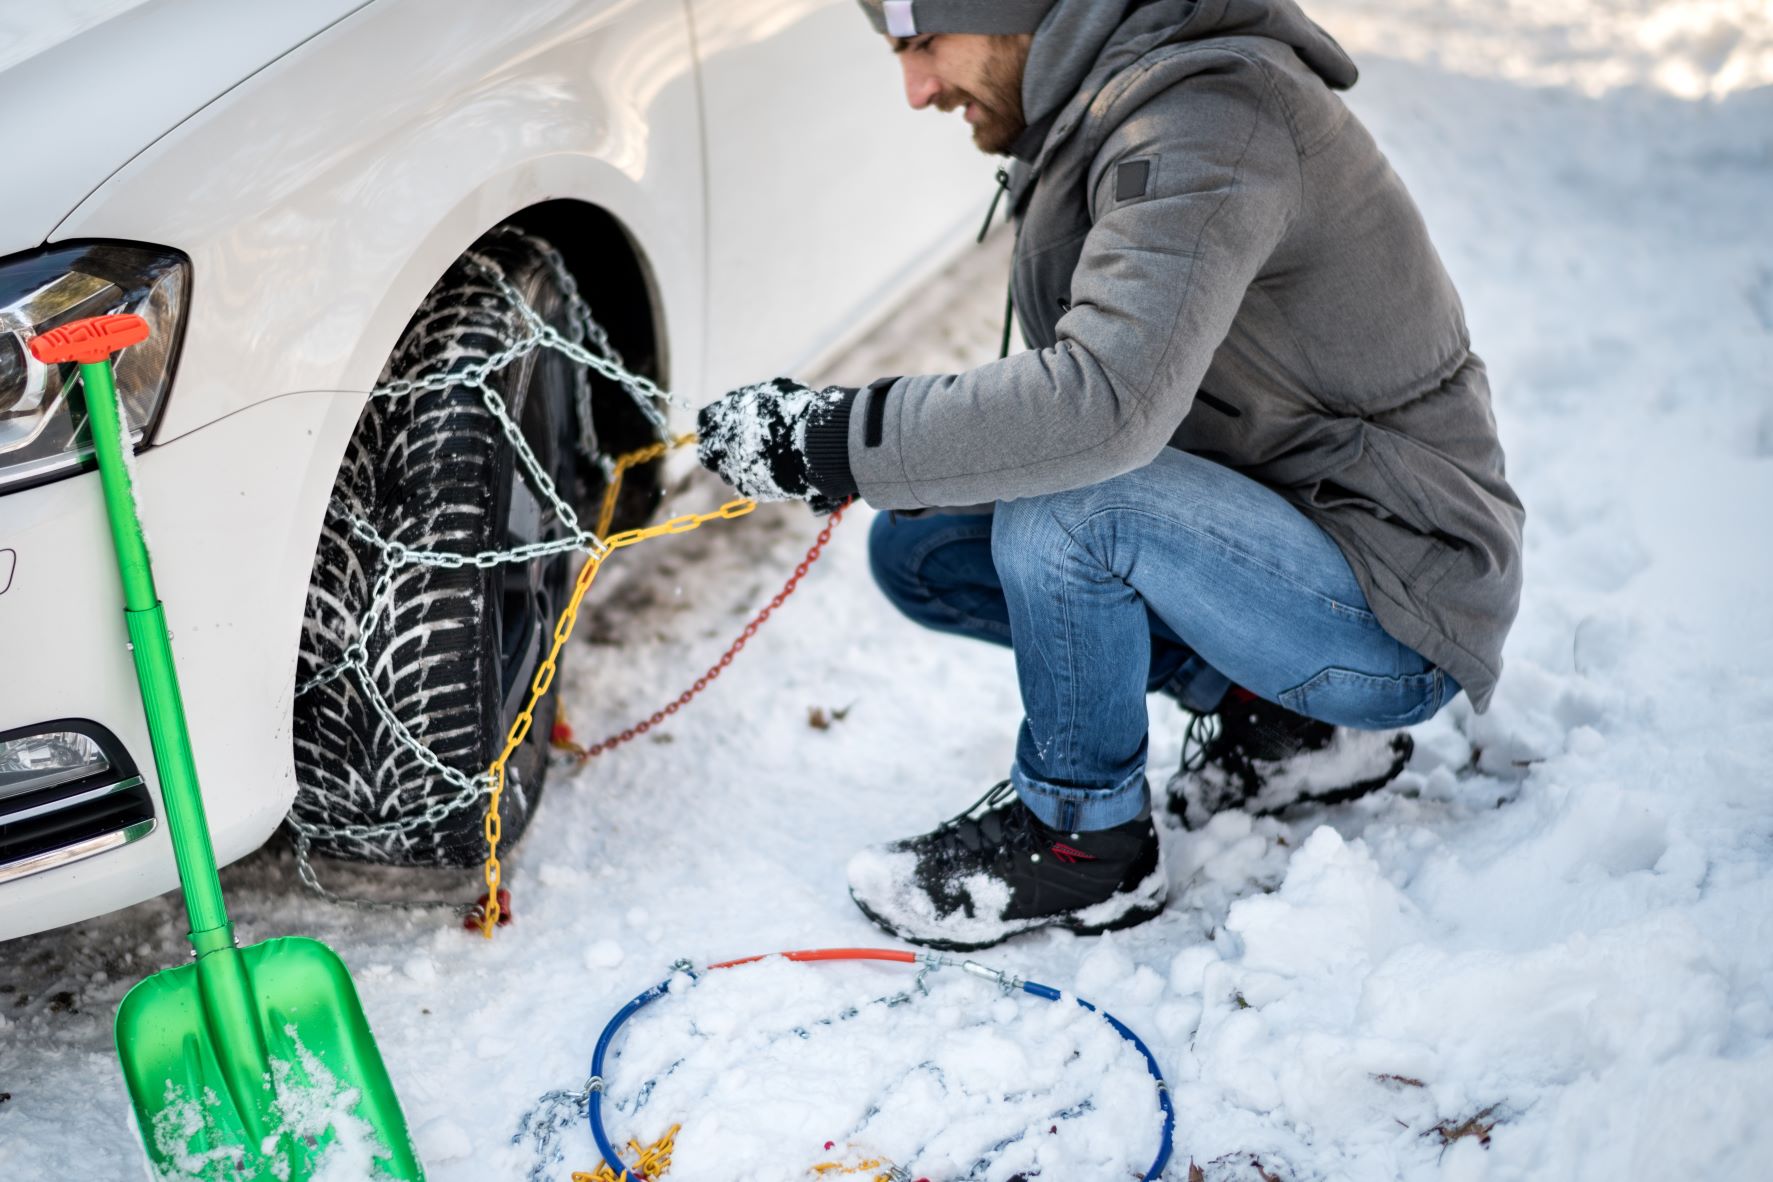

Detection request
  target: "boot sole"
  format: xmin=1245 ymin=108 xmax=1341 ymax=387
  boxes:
xmin=848 ymin=870 xmax=1169 ymax=954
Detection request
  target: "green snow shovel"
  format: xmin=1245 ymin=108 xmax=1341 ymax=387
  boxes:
xmin=31 ymin=316 xmax=424 ymax=1180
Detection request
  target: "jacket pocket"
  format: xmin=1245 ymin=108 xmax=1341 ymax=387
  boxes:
xmin=1195 ymin=390 xmax=1243 ymax=418
xmin=1013 ymin=228 xmax=1091 ymax=351
xmin=1302 ymin=433 xmax=1455 ymax=587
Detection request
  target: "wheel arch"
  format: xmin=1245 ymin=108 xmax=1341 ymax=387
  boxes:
xmin=337 ymin=160 xmax=693 ymax=429
xmin=502 ymin=198 xmax=670 ymax=393
xmin=295 ymin=165 xmax=691 ymax=587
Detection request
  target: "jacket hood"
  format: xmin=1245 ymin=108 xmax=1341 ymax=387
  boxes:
xmin=1018 ymin=0 xmax=1359 ymax=158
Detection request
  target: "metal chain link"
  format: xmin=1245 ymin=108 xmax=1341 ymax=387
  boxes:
xmin=290 ymin=232 xmax=841 ymax=931
xmin=289 ymin=235 xmax=712 ymax=911
xmin=573 ymin=1123 xmax=681 ymax=1182
xmin=291 ymin=832 xmax=473 ymax=915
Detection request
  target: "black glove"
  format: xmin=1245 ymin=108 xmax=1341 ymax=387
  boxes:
xmin=697 ymin=377 xmax=856 ymax=510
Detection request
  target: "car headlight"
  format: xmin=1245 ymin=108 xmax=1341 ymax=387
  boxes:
xmin=0 ymin=243 xmax=188 ymax=494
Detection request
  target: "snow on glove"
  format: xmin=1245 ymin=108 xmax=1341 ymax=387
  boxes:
xmin=697 ymin=377 xmax=852 ymax=509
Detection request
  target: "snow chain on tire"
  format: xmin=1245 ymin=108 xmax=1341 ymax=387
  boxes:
xmin=291 ymin=227 xmax=675 ymax=879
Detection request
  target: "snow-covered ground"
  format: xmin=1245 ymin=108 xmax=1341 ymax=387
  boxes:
xmin=3 ymin=1 xmax=1770 ymax=1178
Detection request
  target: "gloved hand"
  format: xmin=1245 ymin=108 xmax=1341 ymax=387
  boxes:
xmin=696 ymin=377 xmax=854 ymax=510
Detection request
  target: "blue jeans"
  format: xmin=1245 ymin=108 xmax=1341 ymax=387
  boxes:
xmin=868 ymin=449 xmax=1460 ymax=831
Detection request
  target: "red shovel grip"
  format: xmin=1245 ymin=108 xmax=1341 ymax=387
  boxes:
xmin=28 ymin=314 xmax=151 ymax=365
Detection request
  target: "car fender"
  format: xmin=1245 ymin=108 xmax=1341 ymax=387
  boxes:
xmin=0 ymin=0 xmax=376 ymax=259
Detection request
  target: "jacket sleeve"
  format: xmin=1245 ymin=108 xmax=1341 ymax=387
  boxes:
xmin=847 ymin=62 xmax=1302 ymax=509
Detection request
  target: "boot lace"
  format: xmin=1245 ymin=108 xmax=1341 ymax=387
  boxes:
xmin=1180 ymin=707 xmax=1263 ymax=798
xmin=1180 ymin=711 xmax=1221 ymax=775
xmin=928 ymin=780 xmax=1043 ymax=871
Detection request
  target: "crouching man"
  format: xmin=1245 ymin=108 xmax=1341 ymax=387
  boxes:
xmin=696 ymin=0 xmax=1523 ymax=950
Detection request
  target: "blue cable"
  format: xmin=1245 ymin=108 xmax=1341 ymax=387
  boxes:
xmin=588 ymin=976 xmax=686 ymax=1175
xmin=587 ymin=958 xmax=1173 ymax=1179
xmin=1020 ymin=977 xmax=1175 ymax=1180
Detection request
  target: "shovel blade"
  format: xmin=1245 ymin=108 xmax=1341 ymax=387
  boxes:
xmin=116 ymin=935 xmax=424 ymax=1180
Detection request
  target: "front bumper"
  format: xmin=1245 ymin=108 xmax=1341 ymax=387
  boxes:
xmin=0 ymin=387 xmax=361 ymax=941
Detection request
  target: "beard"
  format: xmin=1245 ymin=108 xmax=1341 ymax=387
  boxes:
xmin=935 ymin=36 xmax=1029 ymax=156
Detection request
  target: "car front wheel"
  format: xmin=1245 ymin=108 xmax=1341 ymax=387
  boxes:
xmin=292 ymin=227 xmax=625 ymax=868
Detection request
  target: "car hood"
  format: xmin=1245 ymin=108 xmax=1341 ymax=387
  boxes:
xmin=0 ymin=0 xmax=373 ymax=259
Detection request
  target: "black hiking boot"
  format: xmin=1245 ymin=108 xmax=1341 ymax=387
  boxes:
xmin=846 ymin=781 xmax=1167 ymax=951
xmin=1165 ymin=688 xmax=1413 ymax=829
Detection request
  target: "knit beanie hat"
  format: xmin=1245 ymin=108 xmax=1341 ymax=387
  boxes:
xmin=855 ymin=0 xmax=1060 ymax=36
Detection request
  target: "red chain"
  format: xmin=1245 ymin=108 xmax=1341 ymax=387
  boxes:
xmin=559 ymin=501 xmax=850 ymax=760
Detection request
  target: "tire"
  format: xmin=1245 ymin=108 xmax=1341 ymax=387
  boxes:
xmin=293 ymin=228 xmax=617 ymax=867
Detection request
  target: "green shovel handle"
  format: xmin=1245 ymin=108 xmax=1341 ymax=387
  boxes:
xmin=45 ymin=317 xmax=423 ymax=1179
xmin=33 ymin=318 xmax=231 ymax=943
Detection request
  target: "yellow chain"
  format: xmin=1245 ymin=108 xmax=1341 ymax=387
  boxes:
xmin=566 ymin=1127 xmax=896 ymax=1181
xmin=479 ymin=432 xmax=754 ymax=936
xmin=808 ymin=1157 xmax=899 ymax=1180
xmin=572 ymin=1124 xmax=681 ymax=1182
xmin=596 ymin=433 xmax=692 ymax=536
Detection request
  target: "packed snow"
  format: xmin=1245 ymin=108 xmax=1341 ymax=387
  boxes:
xmin=2 ymin=1 xmax=1770 ymax=1178
xmin=596 ymin=957 xmax=1166 ymax=1181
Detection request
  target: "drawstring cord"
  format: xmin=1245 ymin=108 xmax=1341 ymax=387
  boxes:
xmin=979 ymin=168 xmax=1017 ymax=359
xmin=977 ymin=167 xmax=1011 ymax=243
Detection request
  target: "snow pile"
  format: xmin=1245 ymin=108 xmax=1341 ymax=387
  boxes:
xmin=597 ymin=957 xmax=1165 ymax=1182
xmin=1160 ymin=780 xmax=1773 ymax=1176
xmin=1118 ymin=673 xmax=1772 ymax=1179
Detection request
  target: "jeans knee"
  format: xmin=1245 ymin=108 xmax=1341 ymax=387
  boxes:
xmin=991 ymin=493 xmax=1080 ymax=590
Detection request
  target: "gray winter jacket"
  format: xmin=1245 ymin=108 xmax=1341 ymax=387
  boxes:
xmin=824 ymin=0 xmax=1524 ymax=710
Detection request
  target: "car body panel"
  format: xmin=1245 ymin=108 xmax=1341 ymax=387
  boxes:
xmin=689 ymin=0 xmax=991 ymax=388
xmin=0 ymin=0 xmax=373 ymax=258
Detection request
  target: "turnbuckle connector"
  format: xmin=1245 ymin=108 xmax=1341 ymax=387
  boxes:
xmin=961 ymin=959 xmax=1024 ymax=993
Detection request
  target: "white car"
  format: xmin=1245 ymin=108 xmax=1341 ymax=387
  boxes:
xmin=0 ymin=0 xmax=985 ymax=939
